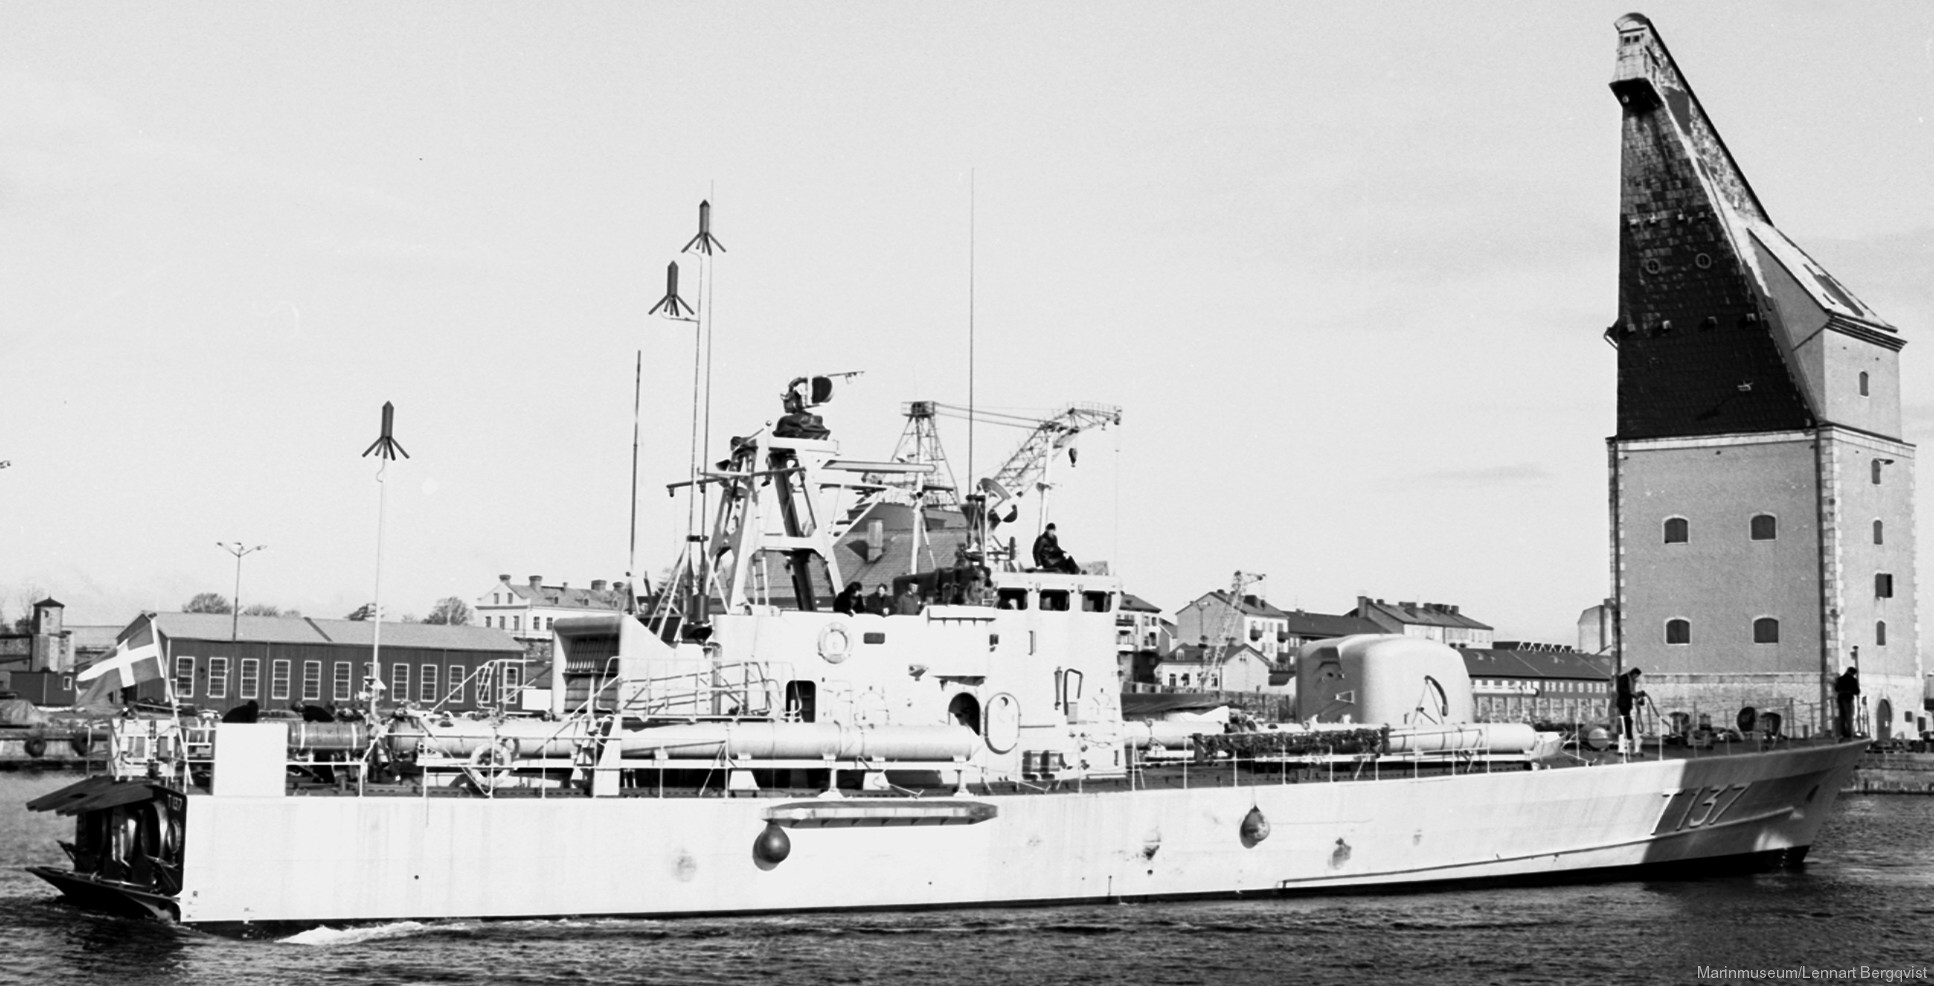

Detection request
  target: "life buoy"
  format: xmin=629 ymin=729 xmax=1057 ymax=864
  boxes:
xmin=23 ymin=737 xmax=47 ymax=759
xmin=817 ymin=622 xmax=853 ymax=664
xmin=471 ymin=738 xmax=517 ymax=770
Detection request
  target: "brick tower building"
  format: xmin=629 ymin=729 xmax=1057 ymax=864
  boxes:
xmin=1605 ymin=15 xmax=1919 ymax=739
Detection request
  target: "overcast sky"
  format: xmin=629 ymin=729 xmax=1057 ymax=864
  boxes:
xmin=3 ymin=2 xmax=1930 ymax=647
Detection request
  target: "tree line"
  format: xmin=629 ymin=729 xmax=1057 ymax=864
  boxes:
xmin=181 ymin=594 xmax=473 ymax=625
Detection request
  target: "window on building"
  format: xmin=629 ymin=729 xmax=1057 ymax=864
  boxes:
xmin=1665 ymin=619 xmax=1690 ymax=645
xmin=174 ymin=656 xmax=196 ymax=699
xmin=1876 ymin=573 xmax=1895 ymax=598
xmin=1753 ymin=618 xmax=1779 ymax=644
xmin=1663 ymin=517 xmax=1689 ymax=544
xmin=205 ymin=656 xmax=229 ymax=700
xmin=302 ymin=661 xmax=322 ymax=701
xmin=1872 ymin=460 xmax=1883 ymax=485
xmin=419 ymin=664 xmax=439 ymax=704
xmin=1859 ymin=371 xmax=1870 ymax=397
xmin=1876 ymin=621 xmax=1887 ymax=646
xmin=391 ymin=663 xmax=410 ymax=702
xmin=1875 ymin=520 xmax=1885 ymax=545
xmin=333 ymin=661 xmax=353 ymax=701
xmin=271 ymin=659 xmax=291 ymax=701
xmin=239 ymin=658 xmax=259 ymax=700
xmin=512 ymin=615 xmax=520 ymax=632
xmin=1750 ymin=514 xmax=1777 ymax=540
xmin=448 ymin=664 xmax=465 ymax=705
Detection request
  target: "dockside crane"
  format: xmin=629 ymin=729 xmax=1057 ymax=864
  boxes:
xmin=1214 ymin=571 xmax=1267 ymax=686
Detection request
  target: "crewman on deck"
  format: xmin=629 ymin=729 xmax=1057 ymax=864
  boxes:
xmin=1835 ymin=666 xmax=1861 ymax=740
xmin=833 ymin=581 xmax=863 ymax=615
xmin=894 ymin=583 xmax=922 ymax=615
xmin=1615 ymin=667 xmax=1646 ymax=747
xmin=1031 ymin=523 xmax=1080 ymax=574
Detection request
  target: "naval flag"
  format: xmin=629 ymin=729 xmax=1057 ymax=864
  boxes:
xmin=77 ymin=617 xmax=164 ymax=700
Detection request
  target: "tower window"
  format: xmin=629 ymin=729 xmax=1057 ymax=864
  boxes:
xmin=1874 ymin=520 xmax=1885 ymax=545
xmin=1859 ymin=371 xmax=1869 ymax=397
xmin=1876 ymin=621 xmax=1887 ymax=646
xmin=1752 ymin=617 xmax=1779 ymax=644
xmin=1665 ymin=619 xmax=1690 ymax=645
xmin=1663 ymin=517 xmax=1689 ymax=544
xmin=1750 ymin=514 xmax=1777 ymax=541
xmin=1876 ymin=573 xmax=1895 ymax=598
xmin=1872 ymin=460 xmax=1883 ymax=485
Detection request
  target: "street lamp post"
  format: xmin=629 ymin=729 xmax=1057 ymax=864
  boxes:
xmin=218 ymin=542 xmax=266 ymax=641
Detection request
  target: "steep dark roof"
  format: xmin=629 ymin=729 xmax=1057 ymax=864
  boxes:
xmin=1606 ymin=15 xmax=1896 ymax=440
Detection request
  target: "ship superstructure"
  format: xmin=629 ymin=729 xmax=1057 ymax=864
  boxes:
xmin=23 ymin=14 xmax=1877 ymax=930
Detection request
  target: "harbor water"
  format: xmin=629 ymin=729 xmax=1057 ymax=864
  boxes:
xmin=1 ymin=771 xmax=1928 ymax=986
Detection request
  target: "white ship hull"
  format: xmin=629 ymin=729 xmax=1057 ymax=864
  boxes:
xmin=150 ymin=739 xmax=1856 ymax=926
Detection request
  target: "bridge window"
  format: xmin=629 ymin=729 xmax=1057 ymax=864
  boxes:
xmin=1753 ymin=618 xmax=1779 ymax=644
xmin=1039 ymin=589 xmax=1071 ymax=612
xmin=1081 ymin=591 xmax=1113 ymax=613
xmin=1750 ymin=514 xmax=1777 ymax=540
xmin=1663 ymin=517 xmax=1689 ymax=544
xmin=1665 ymin=619 xmax=1690 ymax=645
xmin=1872 ymin=460 xmax=1883 ymax=485
xmin=1859 ymin=371 xmax=1870 ymax=397
xmin=996 ymin=588 xmax=1030 ymax=611
xmin=1874 ymin=519 xmax=1885 ymax=545
xmin=1876 ymin=621 xmax=1887 ymax=646
xmin=1876 ymin=573 xmax=1895 ymax=598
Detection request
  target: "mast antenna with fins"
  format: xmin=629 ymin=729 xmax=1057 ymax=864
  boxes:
xmin=650 ymin=199 xmax=724 ymax=634
xmin=359 ymin=401 xmax=408 ymax=716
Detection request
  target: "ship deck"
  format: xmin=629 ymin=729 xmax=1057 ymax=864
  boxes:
xmin=168 ymin=730 xmax=1857 ymax=801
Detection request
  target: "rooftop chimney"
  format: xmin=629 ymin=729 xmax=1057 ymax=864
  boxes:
xmin=591 ymin=579 xmax=607 ymax=592
xmin=498 ymin=573 xmax=511 ymax=583
xmin=529 ymin=576 xmax=542 ymax=588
